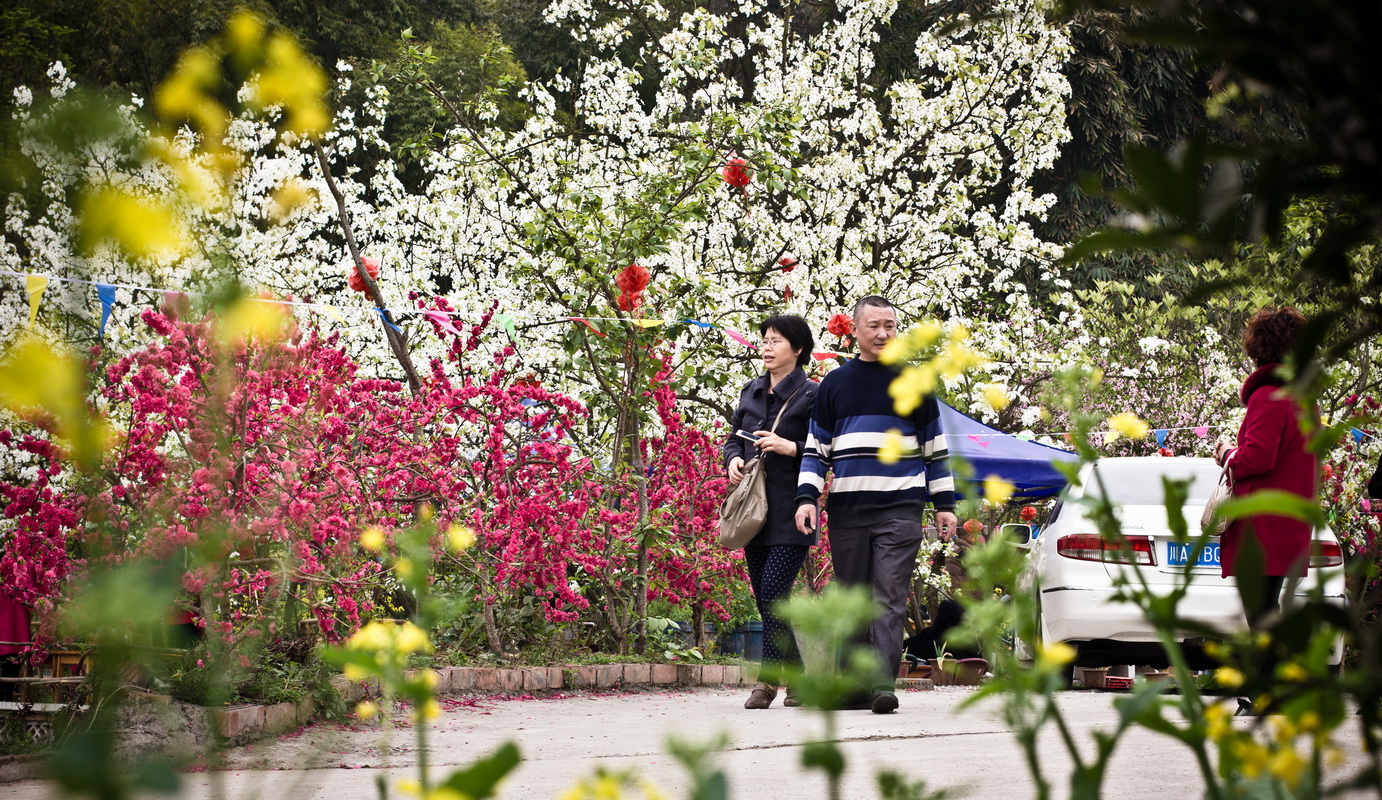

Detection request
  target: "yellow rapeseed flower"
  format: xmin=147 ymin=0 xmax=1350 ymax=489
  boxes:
xmin=982 ymin=383 xmax=1010 ymax=411
xmin=395 ymin=622 xmax=433 ymax=654
xmin=878 ymin=429 xmax=907 ymax=465
xmin=419 ymin=669 xmax=440 ymax=690
xmin=395 ymin=558 xmax=415 ymax=580
xmin=79 ymin=187 xmax=188 ymax=262
xmin=415 ymin=698 xmax=442 ymax=722
xmin=889 ymin=365 xmax=936 ymax=416
xmin=1279 ymin=661 xmax=1309 ymax=682
xmin=1037 ymin=641 xmax=1076 ymax=668
xmin=348 ymin=621 xmax=394 ymax=652
xmin=1204 ymin=702 xmax=1232 ymax=741
xmin=1215 ymin=666 xmax=1245 ymax=690
xmin=397 ymin=778 xmax=423 ymax=796
xmin=343 ymin=663 xmax=369 ymax=681
xmin=1106 ymin=413 xmax=1150 ymax=441
xmin=984 ymin=476 xmax=1016 ymax=505
xmin=447 ymin=524 xmax=477 ymax=552
xmin=359 ymin=527 xmax=385 ymax=552
xmin=1231 ymin=738 xmax=1270 ymax=779
xmin=355 ymin=700 xmax=378 ymax=719
xmin=219 ymin=298 xmax=285 ymax=344
xmin=1268 ymin=745 xmax=1307 ymax=787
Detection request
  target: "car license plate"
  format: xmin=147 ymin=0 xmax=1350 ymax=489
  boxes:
xmin=1166 ymin=541 xmax=1220 ymax=567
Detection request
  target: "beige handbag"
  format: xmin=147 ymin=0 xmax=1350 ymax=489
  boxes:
xmin=1201 ymin=466 xmax=1233 ymax=535
xmin=717 ymin=383 xmax=805 ymax=549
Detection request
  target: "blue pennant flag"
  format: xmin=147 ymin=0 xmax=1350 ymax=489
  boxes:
xmin=682 ymin=319 xmax=715 ymax=329
xmin=373 ymin=307 xmax=403 ymax=333
xmin=1354 ymin=428 xmax=1366 ymax=444
xmin=1154 ymin=429 xmax=1168 ymax=446
xmin=96 ymin=284 xmax=117 ymax=338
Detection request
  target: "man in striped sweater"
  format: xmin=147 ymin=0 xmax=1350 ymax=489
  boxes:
xmin=795 ymin=295 xmax=958 ymax=713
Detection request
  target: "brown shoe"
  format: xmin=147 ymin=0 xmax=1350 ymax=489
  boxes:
xmin=782 ymin=686 xmax=802 ymax=707
xmin=744 ymin=683 xmax=777 ymax=709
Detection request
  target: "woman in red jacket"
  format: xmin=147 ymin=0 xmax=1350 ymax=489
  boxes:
xmin=1213 ymin=306 xmax=1317 ymax=711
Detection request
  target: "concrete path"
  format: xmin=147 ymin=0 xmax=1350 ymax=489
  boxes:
xmin=6 ymin=685 xmax=1376 ymax=799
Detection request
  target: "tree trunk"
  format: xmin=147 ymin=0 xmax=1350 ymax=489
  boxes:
xmin=632 ymin=408 xmax=649 ymax=655
xmin=314 ymin=144 xmax=421 ymax=397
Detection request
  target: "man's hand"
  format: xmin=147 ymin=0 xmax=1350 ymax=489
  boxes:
xmin=727 ymin=456 xmax=745 ymax=486
xmin=935 ymin=510 xmax=958 ymax=541
xmin=795 ymin=504 xmax=817 ymax=535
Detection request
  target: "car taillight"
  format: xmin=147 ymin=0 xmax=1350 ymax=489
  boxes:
xmin=1056 ymin=533 xmax=1156 ymax=566
xmin=1311 ymin=541 xmax=1344 ymax=568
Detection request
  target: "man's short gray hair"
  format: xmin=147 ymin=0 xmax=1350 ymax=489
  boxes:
xmin=852 ymin=295 xmax=895 ymax=319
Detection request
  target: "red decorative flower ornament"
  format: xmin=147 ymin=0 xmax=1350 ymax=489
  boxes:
xmin=779 ymin=256 xmax=797 ymax=272
xmin=1019 ymin=506 xmax=1038 ymax=521
xmin=720 ymin=155 xmax=751 ymax=188
xmin=1323 ymin=463 xmax=1334 ymax=480
xmin=348 ymin=256 xmax=380 ymax=293
xmin=1157 ymin=447 xmax=1175 ymax=457
xmin=615 ymin=263 xmax=651 ymax=312
xmin=826 ymin=313 xmax=853 ymax=338
xmin=616 ymin=263 xmax=650 ymax=294
xmin=963 ymin=518 xmax=984 ymax=535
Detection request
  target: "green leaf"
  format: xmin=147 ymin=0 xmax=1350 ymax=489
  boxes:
xmin=801 ymin=740 xmax=845 ymax=779
xmin=439 ymin=742 xmax=523 ymax=799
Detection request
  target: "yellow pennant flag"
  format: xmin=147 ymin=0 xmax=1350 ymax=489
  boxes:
xmin=26 ymin=275 xmax=48 ymax=329
xmin=318 ymin=306 xmax=347 ymax=325
xmin=632 ymin=319 xmax=665 ymax=328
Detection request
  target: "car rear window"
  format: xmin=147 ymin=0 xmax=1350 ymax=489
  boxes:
xmin=1088 ymin=462 xmax=1221 ymax=504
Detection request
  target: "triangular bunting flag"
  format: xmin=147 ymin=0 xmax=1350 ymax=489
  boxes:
xmin=1154 ymin=429 xmax=1168 ymax=446
xmin=566 ymin=318 xmax=606 ymax=337
xmin=723 ymin=328 xmax=756 ymax=348
xmin=682 ymin=319 xmax=715 ymax=329
xmin=320 ymin=306 xmax=347 ymax=325
xmin=495 ymin=313 xmax=517 ymax=340
xmin=1354 ymin=428 xmax=1366 ymax=444
xmin=423 ymin=309 xmax=461 ymax=336
xmin=26 ymin=275 xmax=48 ymax=329
xmin=1193 ymin=426 xmax=1209 ymax=439
xmin=632 ymin=319 xmax=665 ymax=328
xmin=96 ymin=283 xmax=117 ymax=338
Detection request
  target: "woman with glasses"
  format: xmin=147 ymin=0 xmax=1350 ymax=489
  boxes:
xmin=723 ymin=315 xmax=818 ymax=709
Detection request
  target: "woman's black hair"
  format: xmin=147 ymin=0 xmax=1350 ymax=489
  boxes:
xmin=759 ymin=315 xmax=814 ymax=368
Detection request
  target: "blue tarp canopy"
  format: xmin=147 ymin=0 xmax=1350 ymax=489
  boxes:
xmin=939 ymin=401 xmax=1079 ymax=500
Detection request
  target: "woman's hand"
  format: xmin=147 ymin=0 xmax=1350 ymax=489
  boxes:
xmin=727 ymin=456 xmax=746 ymax=485
xmin=753 ymin=431 xmax=797 ymax=457
xmin=1213 ymin=438 xmax=1235 ymax=467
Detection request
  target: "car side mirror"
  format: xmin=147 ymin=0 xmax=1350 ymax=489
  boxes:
xmin=1000 ymin=523 xmax=1034 ymax=549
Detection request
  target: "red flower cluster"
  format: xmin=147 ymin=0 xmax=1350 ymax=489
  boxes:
xmin=720 ymin=155 xmax=751 ymax=188
xmin=1019 ymin=505 xmax=1038 ymax=521
xmin=616 ymin=263 xmax=650 ymax=312
xmin=1157 ymin=447 xmax=1175 ymax=457
xmin=963 ymin=518 xmax=984 ymax=535
xmin=347 ymin=257 xmax=380 ymax=293
xmin=827 ymin=313 xmax=853 ymax=338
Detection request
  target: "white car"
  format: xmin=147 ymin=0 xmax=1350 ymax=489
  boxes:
xmin=1014 ymin=457 xmax=1346 ymax=670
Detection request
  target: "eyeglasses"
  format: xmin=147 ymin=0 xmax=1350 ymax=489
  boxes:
xmin=761 ymin=337 xmax=789 ymax=348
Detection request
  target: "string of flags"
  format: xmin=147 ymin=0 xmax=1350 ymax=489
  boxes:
xmin=2 ymin=268 xmax=854 ymax=358
xmin=4 ymin=268 xmax=1380 ymax=448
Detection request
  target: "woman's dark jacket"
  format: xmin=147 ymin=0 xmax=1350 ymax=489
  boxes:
xmin=722 ymin=368 xmax=818 ymax=547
